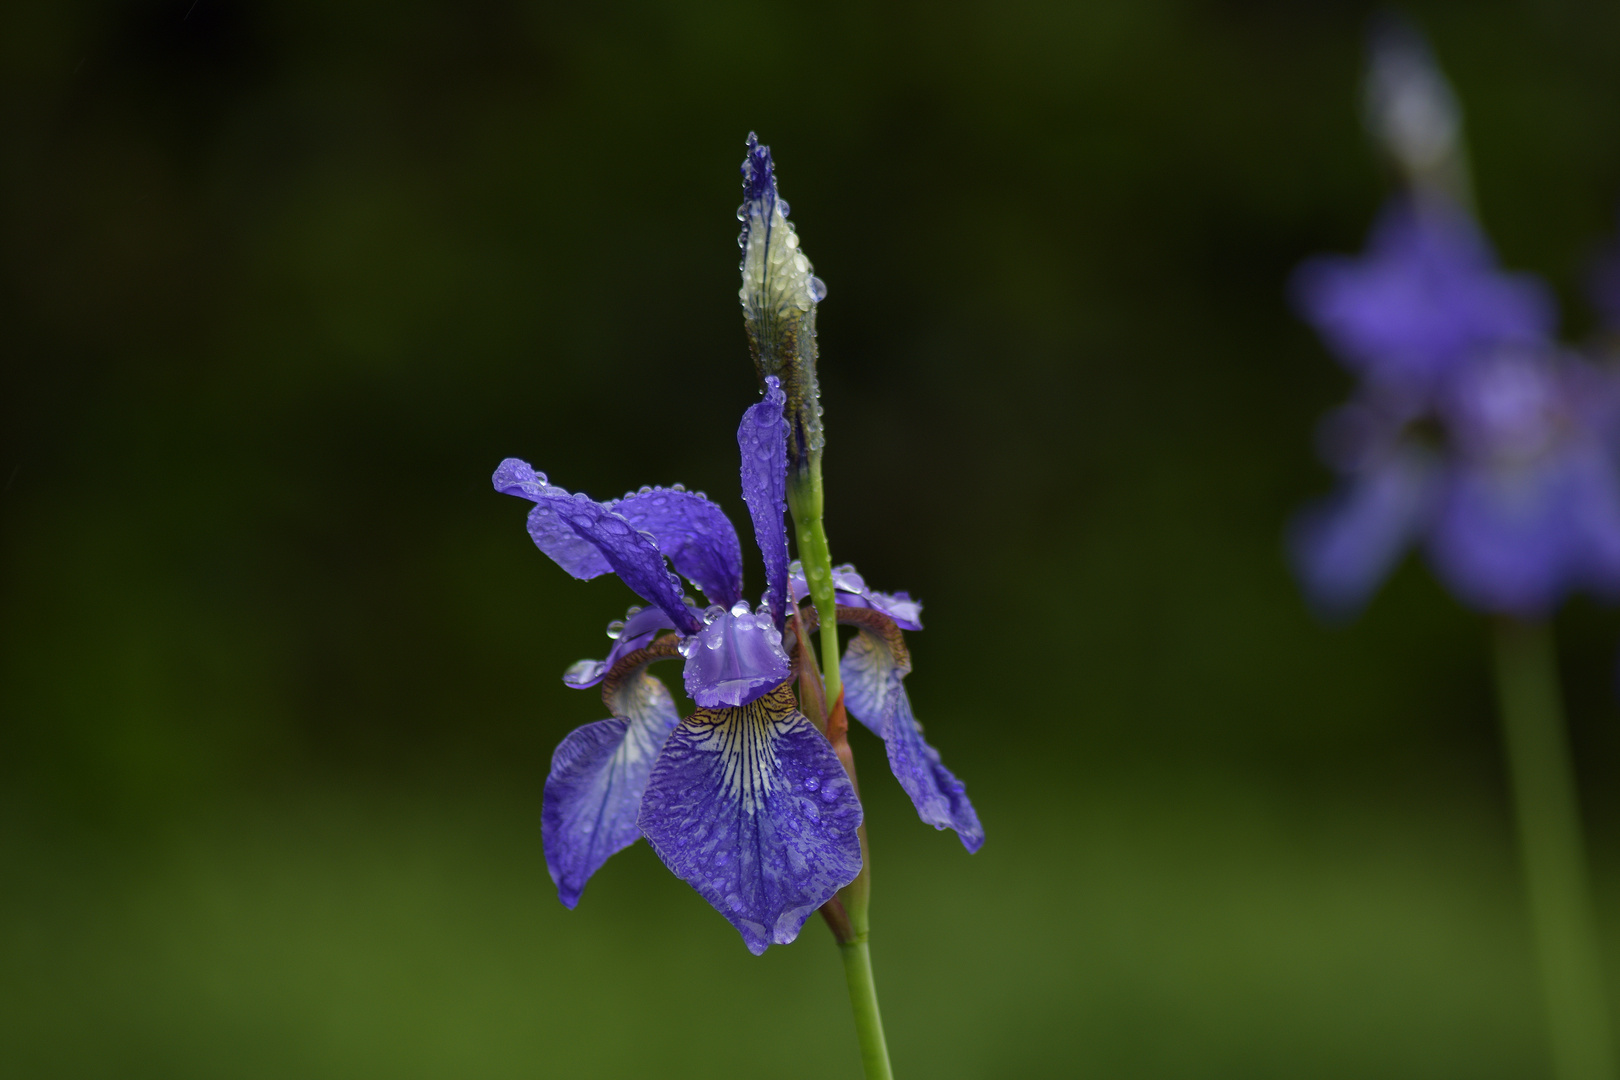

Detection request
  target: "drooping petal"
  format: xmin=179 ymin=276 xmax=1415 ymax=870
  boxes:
xmin=739 ymin=376 xmax=790 ymax=626
xmin=838 ymin=610 xmax=983 ymax=852
xmin=616 ymin=488 xmax=744 ymax=609
xmin=543 ymin=640 xmax=683 ymax=908
xmin=562 ymin=607 xmax=679 ymax=690
xmin=1289 ymin=448 xmax=1437 ymax=618
xmin=1291 ymin=197 xmax=1556 ymax=393
xmin=638 ymin=680 xmax=863 ymax=955
xmin=789 ymin=561 xmax=923 ymax=631
xmin=680 ymin=603 xmax=792 ymax=709
xmin=1427 ymin=438 xmax=1620 ymax=616
xmin=493 ymin=459 xmax=701 ymax=635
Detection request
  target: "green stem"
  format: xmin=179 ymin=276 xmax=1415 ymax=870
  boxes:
xmin=1491 ymin=619 xmax=1615 ymax=1080
xmin=840 ymin=940 xmax=894 ymax=1080
xmin=789 ymin=460 xmax=842 ymax=704
xmin=788 ymin=456 xmax=891 ymax=1078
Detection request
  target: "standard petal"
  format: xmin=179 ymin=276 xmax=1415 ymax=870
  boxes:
xmin=494 ymin=459 xmax=613 ymax=580
xmin=542 ymin=666 xmax=681 ymax=908
xmin=680 ymin=604 xmax=792 ymax=709
xmin=738 ymin=377 xmax=791 ymax=626
xmin=840 ymin=619 xmax=983 ymax=852
xmin=616 ymin=488 xmax=744 ymax=609
xmin=638 ymin=680 xmax=863 ymax=955
xmin=1289 ymin=449 xmax=1436 ymax=618
xmin=493 ymin=460 xmax=700 ymax=634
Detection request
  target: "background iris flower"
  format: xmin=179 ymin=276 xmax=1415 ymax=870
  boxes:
xmin=1290 ymin=198 xmax=1620 ymax=618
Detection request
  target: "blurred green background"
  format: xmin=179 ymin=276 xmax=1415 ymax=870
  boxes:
xmin=7 ymin=1 xmax=1620 ymax=1076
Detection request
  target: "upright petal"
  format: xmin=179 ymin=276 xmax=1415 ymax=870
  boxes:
xmin=739 ymin=377 xmax=791 ymax=626
xmin=616 ymin=488 xmax=744 ymax=609
xmin=1289 ymin=448 xmax=1437 ymax=618
xmin=493 ymin=460 xmax=701 ymax=635
xmin=839 ymin=610 xmax=984 ymax=853
xmin=493 ymin=459 xmax=612 ymax=579
xmin=638 ymin=680 xmax=863 ymax=955
xmin=543 ymin=638 xmax=683 ymax=908
xmin=680 ymin=602 xmax=792 ymax=709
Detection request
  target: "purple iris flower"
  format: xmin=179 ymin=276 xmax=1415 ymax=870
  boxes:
xmin=1292 ymin=196 xmax=1555 ymax=397
xmin=494 ymin=378 xmax=981 ymax=951
xmin=1291 ymin=196 xmax=1620 ymax=618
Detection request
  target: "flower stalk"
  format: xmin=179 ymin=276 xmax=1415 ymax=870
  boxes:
xmin=1491 ymin=619 xmax=1615 ymax=1080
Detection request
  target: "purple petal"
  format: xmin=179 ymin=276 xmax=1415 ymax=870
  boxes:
xmin=562 ymin=607 xmax=679 ymax=690
xmin=616 ymin=488 xmax=744 ymax=609
xmin=680 ymin=604 xmax=792 ymax=709
xmin=1290 ymin=449 xmax=1436 ymax=618
xmin=543 ymin=667 xmax=681 ymax=908
xmin=840 ymin=624 xmax=983 ymax=852
xmin=739 ymin=377 xmax=791 ymax=626
xmin=638 ymin=681 xmax=863 ymax=955
xmin=1291 ymin=198 xmax=1555 ymax=393
xmin=788 ymin=561 xmax=924 ymax=631
xmin=494 ymin=459 xmax=613 ymax=580
xmin=1427 ymin=441 xmax=1620 ymax=616
xmin=493 ymin=460 xmax=700 ymax=635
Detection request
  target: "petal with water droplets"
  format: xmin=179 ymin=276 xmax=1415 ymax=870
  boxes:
xmin=543 ymin=667 xmax=681 ymax=907
xmin=638 ymin=681 xmax=862 ymax=955
xmin=616 ymin=488 xmax=744 ymax=609
xmin=738 ymin=377 xmax=790 ymax=626
xmin=841 ymin=623 xmax=983 ymax=853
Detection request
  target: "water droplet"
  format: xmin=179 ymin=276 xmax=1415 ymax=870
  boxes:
xmin=606 ymin=620 xmax=625 ymax=640
xmin=703 ymin=604 xmax=726 ymax=625
xmin=803 ymin=776 xmax=821 ymax=792
xmin=809 ymin=277 xmax=828 ymax=302
xmin=730 ymin=600 xmax=751 ymax=618
xmin=671 ymin=483 xmax=686 ymax=493
xmin=819 ymin=787 xmax=839 ymax=804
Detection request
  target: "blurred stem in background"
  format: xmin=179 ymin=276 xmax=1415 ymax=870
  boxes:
xmin=1492 ymin=620 xmax=1615 ymax=1080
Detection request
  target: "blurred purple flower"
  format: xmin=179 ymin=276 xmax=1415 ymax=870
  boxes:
xmin=1291 ymin=197 xmax=1620 ymax=618
xmin=1292 ymin=197 xmax=1555 ymax=396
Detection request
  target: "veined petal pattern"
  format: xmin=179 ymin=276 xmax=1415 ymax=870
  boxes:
xmin=638 ymin=681 xmax=862 ymax=955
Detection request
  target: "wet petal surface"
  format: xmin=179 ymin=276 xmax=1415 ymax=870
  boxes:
xmin=542 ymin=667 xmax=681 ymax=908
xmin=638 ymin=681 xmax=862 ymax=955
xmin=616 ymin=488 xmax=744 ymax=609
xmin=738 ymin=377 xmax=791 ymax=626
xmin=681 ymin=604 xmax=792 ymax=709
xmin=841 ymin=621 xmax=983 ymax=852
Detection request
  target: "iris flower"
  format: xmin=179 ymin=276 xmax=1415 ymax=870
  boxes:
xmin=494 ymin=382 xmax=980 ymax=953
xmin=1290 ymin=195 xmax=1620 ymax=616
